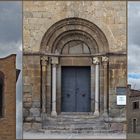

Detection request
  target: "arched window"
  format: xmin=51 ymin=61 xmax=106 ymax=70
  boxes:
xmin=0 ymin=72 xmax=4 ymax=117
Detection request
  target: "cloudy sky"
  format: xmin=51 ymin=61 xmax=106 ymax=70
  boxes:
xmin=0 ymin=1 xmax=22 ymax=139
xmin=128 ymin=2 xmax=140 ymax=90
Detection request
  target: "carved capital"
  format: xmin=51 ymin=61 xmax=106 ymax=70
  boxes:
xmin=102 ymin=56 xmax=109 ymax=65
xmin=102 ymin=56 xmax=108 ymax=62
xmin=41 ymin=56 xmax=48 ymax=66
xmin=92 ymin=57 xmax=100 ymax=65
xmin=51 ymin=57 xmax=59 ymax=65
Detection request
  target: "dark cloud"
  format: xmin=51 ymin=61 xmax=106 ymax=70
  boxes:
xmin=128 ymin=2 xmax=140 ymax=46
xmin=128 ymin=2 xmax=140 ymax=90
xmin=128 ymin=44 xmax=140 ymax=73
xmin=0 ymin=1 xmax=22 ymax=43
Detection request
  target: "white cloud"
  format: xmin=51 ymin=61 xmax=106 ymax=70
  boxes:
xmin=128 ymin=77 xmax=140 ymax=90
xmin=0 ymin=41 xmax=22 ymax=70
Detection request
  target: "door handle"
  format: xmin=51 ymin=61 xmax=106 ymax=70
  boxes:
xmin=81 ymin=93 xmax=86 ymax=97
xmin=67 ymin=94 xmax=70 ymax=97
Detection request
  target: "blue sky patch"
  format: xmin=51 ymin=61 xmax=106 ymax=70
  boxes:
xmin=128 ymin=73 xmax=140 ymax=79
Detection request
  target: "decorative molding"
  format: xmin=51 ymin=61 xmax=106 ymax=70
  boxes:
xmin=40 ymin=17 xmax=109 ymax=53
xmin=51 ymin=57 xmax=59 ymax=65
xmin=102 ymin=56 xmax=108 ymax=63
xmin=41 ymin=56 xmax=48 ymax=66
xmin=92 ymin=57 xmax=100 ymax=64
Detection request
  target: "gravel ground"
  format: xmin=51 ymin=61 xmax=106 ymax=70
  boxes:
xmin=127 ymin=133 xmax=140 ymax=139
xmin=23 ymin=131 xmax=126 ymax=139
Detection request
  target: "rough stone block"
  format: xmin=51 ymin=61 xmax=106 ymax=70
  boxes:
xmin=23 ymin=108 xmax=29 ymax=117
xmin=24 ymin=123 xmax=32 ymax=131
xmin=32 ymin=101 xmax=40 ymax=108
xmin=25 ymin=117 xmax=34 ymax=122
xmin=110 ymin=123 xmax=123 ymax=131
xmin=30 ymin=108 xmax=40 ymax=117
xmin=35 ymin=117 xmax=42 ymax=122
xmin=24 ymin=102 xmax=32 ymax=108
xmin=24 ymin=85 xmax=32 ymax=93
xmin=32 ymin=123 xmax=42 ymax=130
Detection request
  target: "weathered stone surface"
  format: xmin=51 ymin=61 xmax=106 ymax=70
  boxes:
xmin=35 ymin=117 xmax=42 ymax=122
xmin=23 ymin=108 xmax=29 ymax=117
xmin=23 ymin=1 xmax=126 ymax=52
xmin=23 ymin=1 xmax=126 ymax=134
xmin=32 ymin=101 xmax=40 ymax=108
xmin=24 ymin=123 xmax=32 ymax=131
xmin=32 ymin=123 xmax=42 ymax=130
xmin=110 ymin=123 xmax=123 ymax=131
xmin=24 ymin=85 xmax=32 ymax=93
xmin=25 ymin=117 xmax=34 ymax=122
xmin=24 ymin=102 xmax=32 ymax=108
xmin=30 ymin=108 xmax=40 ymax=117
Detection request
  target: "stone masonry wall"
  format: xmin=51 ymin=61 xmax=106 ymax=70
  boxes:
xmin=23 ymin=1 xmax=126 ymax=53
xmin=23 ymin=55 xmax=42 ymax=131
xmin=109 ymin=55 xmax=127 ymax=118
xmin=23 ymin=1 xmax=127 ymax=131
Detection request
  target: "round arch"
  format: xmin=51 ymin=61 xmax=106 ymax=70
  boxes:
xmin=40 ymin=17 xmax=110 ymax=116
xmin=40 ymin=17 xmax=109 ymax=54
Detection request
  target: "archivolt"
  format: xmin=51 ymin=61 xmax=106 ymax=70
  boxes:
xmin=40 ymin=17 xmax=109 ymax=54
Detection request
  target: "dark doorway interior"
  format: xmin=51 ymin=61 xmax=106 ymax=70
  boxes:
xmin=61 ymin=66 xmax=91 ymax=112
xmin=0 ymin=79 xmax=3 ymax=117
xmin=132 ymin=119 xmax=137 ymax=133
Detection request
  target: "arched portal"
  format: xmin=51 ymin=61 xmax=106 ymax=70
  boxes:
xmin=40 ymin=18 xmax=109 ymax=117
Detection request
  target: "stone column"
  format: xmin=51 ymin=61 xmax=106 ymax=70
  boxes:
xmin=93 ymin=57 xmax=100 ymax=116
xmin=41 ymin=56 xmax=48 ymax=114
xmin=51 ymin=57 xmax=59 ymax=117
xmin=102 ymin=56 xmax=109 ymax=117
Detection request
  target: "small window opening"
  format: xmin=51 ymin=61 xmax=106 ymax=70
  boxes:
xmin=133 ymin=101 xmax=139 ymax=109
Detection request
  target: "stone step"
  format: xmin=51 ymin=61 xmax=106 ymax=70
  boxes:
xmin=43 ymin=126 xmax=107 ymax=131
xmin=51 ymin=114 xmax=100 ymax=119
xmin=39 ymin=129 xmax=119 ymax=134
xmin=45 ymin=116 xmax=104 ymax=122
xmin=42 ymin=115 xmax=111 ymax=133
xmin=43 ymin=123 xmax=107 ymax=129
xmin=44 ymin=121 xmax=106 ymax=126
xmin=46 ymin=117 xmax=101 ymax=121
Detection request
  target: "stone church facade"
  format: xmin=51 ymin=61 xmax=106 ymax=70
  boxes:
xmin=0 ymin=55 xmax=17 ymax=140
xmin=23 ymin=1 xmax=127 ymax=133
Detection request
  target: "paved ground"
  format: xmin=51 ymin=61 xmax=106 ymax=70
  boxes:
xmin=127 ymin=133 xmax=140 ymax=139
xmin=23 ymin=131 xmax=126 ymax=139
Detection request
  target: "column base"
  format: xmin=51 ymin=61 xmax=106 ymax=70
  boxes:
xmin=94 ymin=110 xmax=99 ymax=116
xmin=41 ymin=112 xmax=47 ymax=128
xmin=41 ymin=112 xmax=47 ymax=119
xmin=102 ymin=111 xmax=108 ymax=118
xmin=51 ymin=111 xmax=57 ymax=117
